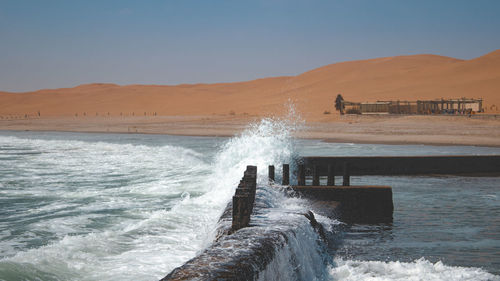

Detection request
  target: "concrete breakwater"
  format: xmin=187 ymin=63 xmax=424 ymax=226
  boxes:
xmin=162 ymin=165 xmax=326 ymax=280
xmin=162 ymin=165 xmax=393 ymax=280
xmin=162 ymin=155 xmax=500 ymax=280
xmin=303 ymin=155 xmax=500 ymax=176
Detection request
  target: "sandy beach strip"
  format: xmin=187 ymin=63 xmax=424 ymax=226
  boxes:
xmin=1 ymin=114 xmax=500 ymax=147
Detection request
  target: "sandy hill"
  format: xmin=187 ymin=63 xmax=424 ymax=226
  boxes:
xmin=1 ymin=49 xmax=499 ymax=121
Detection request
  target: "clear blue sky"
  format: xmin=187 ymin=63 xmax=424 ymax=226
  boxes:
xmin=1 ymin=0 xmax=499 ymax=92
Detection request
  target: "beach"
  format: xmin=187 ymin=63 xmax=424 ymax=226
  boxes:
xmin=1 ymin=114 xmax=500 ymax=147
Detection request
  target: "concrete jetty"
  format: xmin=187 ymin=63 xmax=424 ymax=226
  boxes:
xmin=162 ymin=166 xmax=311 ymax=281
xmin=162 ymin=155 xmax=500 ymax=280
xmin=302 ymin=155 xmax=500 ymax=176
xmin=162 ymin=164 xmax=393 ymax=280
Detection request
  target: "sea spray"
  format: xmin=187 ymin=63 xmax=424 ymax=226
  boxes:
xmin=178 ymin=113 xmax=302 ymax=246
xmin=162 ymin=110 xmax=340 ymax=280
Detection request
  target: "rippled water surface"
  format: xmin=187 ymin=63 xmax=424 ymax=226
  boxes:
xmin=0 ymin=128 xmax=499 ymax=281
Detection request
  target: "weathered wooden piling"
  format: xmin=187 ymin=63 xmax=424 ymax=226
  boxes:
xmin=232 ymin=195 xmax=249 ymax=230
xmin=282 ymin=164 xmax=290 ymax=185
xmin=232 ymin=165 xmax=257 ymax=232
xmin=298 ymin=164 xmax=305 ymax=186
xmin=312 ymin=165 xmax=320 ymax=186
xmin=327 ymin=164 xmax=335 ymax=186
xmin=268 ymin=165 xmax=275 ymax=183
xmin=243 ymin=168 xmax=257 ymax=204
xmin=343 ymin=162 xmax=350 ymax=186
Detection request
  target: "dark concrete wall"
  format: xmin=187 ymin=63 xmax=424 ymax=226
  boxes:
xmin=161 ymin=227 xmax=288 ymax=281
xmin=162 ymin=185 xmax=393 ymax=280
xmin=161 ymin=196 xmax=325 ymax=281
xmin=302 ymin=155 xmax=500 ymax=176
xmin=293 ymin=186 xmax=393 ymax=223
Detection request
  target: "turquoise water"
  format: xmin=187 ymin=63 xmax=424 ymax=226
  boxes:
xmin=335 ymin=176 xmax=500 ymax=275
xmin=0 ymin=127 xmax=499 ymax=281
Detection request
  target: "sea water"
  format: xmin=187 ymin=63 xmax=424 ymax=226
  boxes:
xmin=0 ymin=120 xmax=499 ymax=281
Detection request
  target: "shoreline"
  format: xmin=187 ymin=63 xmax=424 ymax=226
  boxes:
xmin=3 ymin=129 xmax=500 ymax=148
xmin=1 ymin=114 xmax=500 ymax=148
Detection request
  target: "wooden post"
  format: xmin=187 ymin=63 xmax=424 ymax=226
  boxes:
xmin=232 ymin=195 xmax=247 ymax=231
xmin=235 ymin=187 xmax=251 ymax=196
xmin=268 ymin=165 xmax=275 ymax=183
xmin=343 ymin=162 xmax=350 ymax=186
xmin=327 ymin=164 xmax=335 ymax=186
xmin=298 ymin=164 xmax=305 ymax=186
xmin=244 ymin=166 xmax=257 ymax=204
xmin=312 ymin=165 xmax=320 ymax=186
xmin=232 ymin=165 xmax=257 ymax=232
xmin=246 ymin=165 xmax=257 ymax=175
xmin=282 ymin=164 xmax=290 ymax=185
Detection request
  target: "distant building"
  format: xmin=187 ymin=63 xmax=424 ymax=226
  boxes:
xmin=342 ymin=98 xmax=483 ymax=115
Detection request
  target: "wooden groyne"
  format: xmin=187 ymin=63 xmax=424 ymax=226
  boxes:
xmin=162 ymin=166 xmax=299 ymax=281
xmin=302 ymin=155 xmax=500 ymax=176
xmin=162 ymin=164 xmax=394 ymax=280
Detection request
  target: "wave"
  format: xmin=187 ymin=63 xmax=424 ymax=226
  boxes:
xmin=0 ymin=113 xmax=305 ymax=280
xmin=328 ymin=258 xmax=500 ymax=281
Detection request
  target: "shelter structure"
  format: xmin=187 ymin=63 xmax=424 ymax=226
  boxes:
xmin=342 ymin=98 xmax=483 ymax=115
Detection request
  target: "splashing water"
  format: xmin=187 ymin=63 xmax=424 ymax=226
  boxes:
xmin=0 ymin=115 xmax=305 ymax=281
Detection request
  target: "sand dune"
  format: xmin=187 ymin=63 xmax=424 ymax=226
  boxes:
xmin=1 ymin=49 xmax=499 ymax=121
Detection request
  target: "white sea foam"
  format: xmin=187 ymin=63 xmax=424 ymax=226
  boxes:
xmin=328 ymin=258 xmax=500 ymax=281
xmin=1 ymin=137 xmax=214 ymax=280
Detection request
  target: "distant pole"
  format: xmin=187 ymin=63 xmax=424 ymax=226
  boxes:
xmin=327 ymin=164 xmax=335 ymax=186
xmin=268 ymin=165 xmax=275 ymax=183
xmin=343 ymin=162 xmax=350 ymax=186
xmin=298 ymin=164 xmax=305 ymax=186
xmin=312 ymin=165 xmax=320 ymax=186
xmin=282 ymin=164 xmax=290 ymax=185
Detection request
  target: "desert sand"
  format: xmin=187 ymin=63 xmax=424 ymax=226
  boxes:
xmin=1 ymin=50 xmax=499 ymax=146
